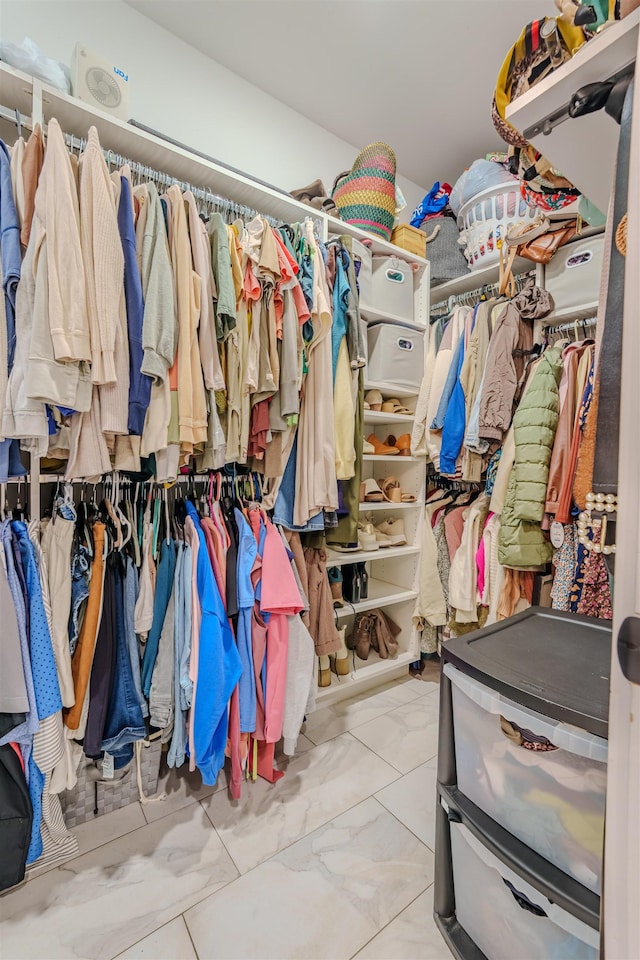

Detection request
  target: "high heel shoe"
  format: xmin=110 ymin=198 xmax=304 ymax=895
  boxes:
xmin=330 ymin=626 xmax=350 ymax=676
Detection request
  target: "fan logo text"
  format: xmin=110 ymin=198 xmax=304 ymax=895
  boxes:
xmin=114 ymin=67 xmax=129 ymax=82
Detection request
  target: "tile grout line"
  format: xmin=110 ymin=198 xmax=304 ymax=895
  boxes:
xmin=303 ymin=685 xmax=428 ymax=747
xmin=372 ymin=792 xmax=438 ymax=854
xmin=198 ymin=798 xmax=245 ymax=878
xmin=347 ymin=881 xmax=436 ymax=960
xmin=181 ymin=912 xmax=201 ymax=959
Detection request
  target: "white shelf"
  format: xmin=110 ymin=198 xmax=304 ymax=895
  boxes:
xmin=363 ymin=454 xmax=418 ymax=463
xmin=359 ymin=500 xmax=423 ymax=511
xmin=430 ymin=256 xmax=535 ymax=307
xmin=326 ymin=215 xmax=429 ymax=266
xmin=364 ymin=380 xmax=418 ymax=399
xmin=361 ymin=306 xmax=426 ymax=331
xmin=506 ymin=12 xmax=640 ymax=212
xmin=335 ymin=579 xmax=417 ymax=618
xmin=364 ymin=410 xmax=415 ymax=426
xmin=326 ymin=544 xmax=420 ymax=567
xmin=314 ymin=651 xmax=415 ymax=706
xmin=546 ymin=301 xmax=599 ymax=325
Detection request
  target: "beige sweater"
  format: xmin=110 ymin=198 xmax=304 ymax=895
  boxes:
xmin=79 ymin=127 xmax=124 ymax=385
xmin=166 ymin=185 xmax=207 ymax=457
xmin=37 ymin=118 xmax=89 ymax=364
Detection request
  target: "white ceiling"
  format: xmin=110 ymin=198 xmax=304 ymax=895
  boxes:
xmin=125 ymin=0 xmax=556 ymax=190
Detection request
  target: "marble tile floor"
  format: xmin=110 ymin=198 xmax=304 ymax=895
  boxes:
xmin=0 ymin=675 xmax=453 ymax=960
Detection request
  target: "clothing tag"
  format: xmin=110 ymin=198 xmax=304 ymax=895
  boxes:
xmin=550 ymin=521 xmax=565 ymax=549
xmin=102 ymin=753 xmax=115 ymax=780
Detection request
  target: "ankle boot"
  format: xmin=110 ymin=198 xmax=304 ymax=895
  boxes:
xmin=328 ymin=566 xmax=344 ymax=608
xmin=331 ymin=626 xmax=350 ymax=676
xmin=318 ymin=655 xmax=331 ymax=687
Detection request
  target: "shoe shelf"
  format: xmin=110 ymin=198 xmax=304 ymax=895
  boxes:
xmin=335 ymin=579 xmax=418 ymax=619
xmin=315 ymin=650 xmax=415 ymax=706
xmin=359 ymin=500 xmax=423 ymax=511
xmin=326 ymin=544 xmax=421 ymax=567
xmin=364 ymin=379 xmax=417 ymax=400
xmin=363 ymin=410 xmax=415 ymax=426
xmin=363 ymin=454 xmax=419 ymax=463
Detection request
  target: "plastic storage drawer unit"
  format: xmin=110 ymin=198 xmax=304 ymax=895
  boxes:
xmin=544 ymin=235 xmax=604 ymax=314
xmin=367 ymin=322 xmax=424 ymax=390
xmin=445 ymin=663 xmax=607 ymax=894
xmin=362 ymin=255 xmax=415 ymax=321
xmin=449 ymin=818 xmax=599 ymax=960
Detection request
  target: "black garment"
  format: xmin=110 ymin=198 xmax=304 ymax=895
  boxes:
xmin=84 ymin=558 xmax=117 ymax=759
xmin=0 ymin=713 xmax=26 ymax=740
xmin=0 ymin=743 xmax=32 ymax=892
xmin=222 ymin=496 xmax=239 ymax=618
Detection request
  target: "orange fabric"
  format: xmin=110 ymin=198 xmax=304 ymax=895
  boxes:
xmin=63 ymin=522 xmax=105 ymax=730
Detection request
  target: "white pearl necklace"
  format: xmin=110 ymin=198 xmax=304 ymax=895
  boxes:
xmin=576 ymin=493 xmax=617 ymax=555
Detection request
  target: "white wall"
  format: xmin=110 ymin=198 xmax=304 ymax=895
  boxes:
xmin=1 ymin=0 xmax=427 ymax=217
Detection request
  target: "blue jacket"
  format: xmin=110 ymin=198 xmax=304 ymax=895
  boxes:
xmin=187 ymin=503 xmax=242 ymax=785
xmin=118 ymin=176 xmax=151 ymax=434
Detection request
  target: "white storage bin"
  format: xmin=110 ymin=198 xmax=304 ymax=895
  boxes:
xmin=361 ymin=255 xmax=415 ymax=322
xmin=545 ymin=235 xmax=604 ymax=313
xmin=445 ymin=663 xmax=607 ymax=894
xmin=450 ymin=819 xmax=599 ymax=960
xmin=367 ymin=322 xmax=424 ymax=391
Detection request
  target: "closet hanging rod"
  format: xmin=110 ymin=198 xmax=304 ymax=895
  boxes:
xmin=0 ymin=104 xmax=33 ymax=134
xmin=545 ymin=315 xmax=597 ymax=334
xmin=431 ymin=269 xmax=537 ymax=313
xmin=62 ymin=130 xmax=280 ymax=226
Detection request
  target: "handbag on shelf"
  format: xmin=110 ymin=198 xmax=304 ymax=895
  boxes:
xmin=331 ymin=142 xmax=397 ymax=241
xmin=516 ymin=220 xmax=579 ymax=264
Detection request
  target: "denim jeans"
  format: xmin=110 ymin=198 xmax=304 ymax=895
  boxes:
xmin=68 ymin=544 xmax=90 ymax=657
xmin=100 ymin=559 xmax=146 ymax=767
xmin=273 ymin=434 xmax=324 ymax=532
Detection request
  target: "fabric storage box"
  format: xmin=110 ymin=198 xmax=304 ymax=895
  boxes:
xmin=391 ymin=223 xmax=427 ymax=258
xmin=360 ymin=255 xmax=414 ymax=321
xmin=367 ymin=322 xmax=424 ymax=390
xmin=544 ymin=234 xmax=604 ymax=314
xmin=445 ymin=663 xmax=607 ymax=894
xmin=60 ymin=739 xmax=162 ymax=828
xmin=425 ymin=215 xmax=469 ymax=286
xmin=449 ymin=818 xmax=599 ymax=960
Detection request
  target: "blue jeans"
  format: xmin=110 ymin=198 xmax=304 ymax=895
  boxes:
xmin=68 ymin=544 xmax=90 ymax=657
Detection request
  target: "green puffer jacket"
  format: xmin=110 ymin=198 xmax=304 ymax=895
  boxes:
xmin=499 ymin=346 xmax=563 ymax=569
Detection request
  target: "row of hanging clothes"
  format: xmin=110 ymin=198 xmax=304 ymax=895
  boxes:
xmin=0 ymin=468 xmax=347 ymax=892
xmin=0 ymin=114 xmax=366 ymax=545
xmin=411 ymin=276 xmax=610 ymax=657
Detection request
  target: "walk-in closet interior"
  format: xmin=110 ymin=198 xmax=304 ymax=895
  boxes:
xmin=0 ymin=2 xmax=639 ymax=959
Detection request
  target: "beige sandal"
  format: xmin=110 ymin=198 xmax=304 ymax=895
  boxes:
xmin=381 ymin=399 xmax=413 ymax=416
xmin=380 ymin=476 xmax=416 ymax=503
xmin=360 ymin=478 xmax=384 ymax=503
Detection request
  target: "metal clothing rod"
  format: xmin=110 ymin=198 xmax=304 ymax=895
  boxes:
xmin=545 ymin=315 xmax=597 ymax=334
xmin=431 ymin=270 xmax=537 ymax=313
xmin=62 ymin=130 xmax=280 ymax=226
xmin=0 ymin=104 xmax=34 ymax=135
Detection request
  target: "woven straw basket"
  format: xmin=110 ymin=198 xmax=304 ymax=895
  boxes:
xmin=332 ymin=142 xmax=397 ymax=240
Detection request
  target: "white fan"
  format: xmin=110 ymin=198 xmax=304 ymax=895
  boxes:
xmin=72 ymin=43 xmax=129 ymax=120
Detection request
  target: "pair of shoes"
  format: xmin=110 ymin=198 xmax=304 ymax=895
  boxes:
xmin=379 ymin=476 xmax=417 ymax=503
xmin=367 ymin=434 xmax=399 ymax=456
xmin=364 ymin=516 xmax=407 ymax=547
xmin=381 ymin=398 xmax=413 ymax=415
xmin=348 ymin=608 xmax=401 ymax=660
xmin=385 ymin=433 xmax=412 ymax=456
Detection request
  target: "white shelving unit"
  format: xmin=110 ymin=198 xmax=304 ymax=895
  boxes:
xmin=0 ymin=61 xmax=430 ymax=709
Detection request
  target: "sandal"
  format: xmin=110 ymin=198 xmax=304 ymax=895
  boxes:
xmin=380 ymin=476 xmax=417 ymax=503
xmin=365 ymin=389 xmax=383 ymax=411
xmin=360 ymin=478 xmax=384 ymax=503
xmin=381 ymin=399 xmax=413 ymax=416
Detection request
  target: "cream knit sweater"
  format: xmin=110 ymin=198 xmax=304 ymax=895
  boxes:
xmin=79 ymin=127 xmax=124 ymax=386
